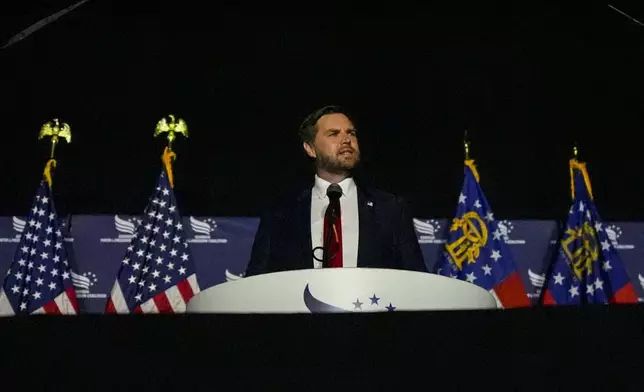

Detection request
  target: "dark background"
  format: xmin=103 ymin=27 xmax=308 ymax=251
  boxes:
xmin=1 ymin=0 xmax=643 ymax=220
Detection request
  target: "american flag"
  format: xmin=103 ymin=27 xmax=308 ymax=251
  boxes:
xmin=541 ymin=159 xmax=638 ymax=305
xmin=0 ymin=175 xmax=79 ymax=315
xmin=105 ymin=168 xmax=200 ymax=313
xmin=434 ymin=160 xmax=531 ymax=308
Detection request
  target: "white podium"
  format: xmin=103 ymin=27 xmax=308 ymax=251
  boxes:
xmin=187 ymin=268 xmax=499 ymax=313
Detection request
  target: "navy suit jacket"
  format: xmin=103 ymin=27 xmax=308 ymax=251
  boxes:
xmin=245 ymin=184 xmax=428 ymax=276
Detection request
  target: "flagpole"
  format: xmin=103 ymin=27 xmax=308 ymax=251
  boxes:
xmin=38 ymin=119 xmax=71 ymax=186
xmin=105 ymin=114 xmax=199 ymax=314
xmin=571 ymin=141 xmax=589 ymax=304
xmin=464 ymin=129 xmax=470 ymax=160
xmin=154 ymin=114 xmax=188 ymax=188
xmin=0 ymin=121 xmax=78 ymax=315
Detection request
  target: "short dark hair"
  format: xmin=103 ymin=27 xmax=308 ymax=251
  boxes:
xmin=298 ymin=105 xmax=349 ymax=144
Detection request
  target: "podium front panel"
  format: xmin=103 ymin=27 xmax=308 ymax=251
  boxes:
xmin=187 ymin=268 xmax=499 ymax=313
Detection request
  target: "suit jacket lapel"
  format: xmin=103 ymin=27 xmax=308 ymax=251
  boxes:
xmin=357 ymin=187 xmax=378 ymax=267
xmin=296 ymin=188 xmax=313 ymax=269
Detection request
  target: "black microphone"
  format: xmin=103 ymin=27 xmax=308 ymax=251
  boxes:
xmin=325 ymin=184 xmax=343 ymax=228
xmin=326 ymin=183 xmax=343 ymax=203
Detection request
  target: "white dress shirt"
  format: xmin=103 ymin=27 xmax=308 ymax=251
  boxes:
xmin=311 ymin=175 xmax=359 ymax=268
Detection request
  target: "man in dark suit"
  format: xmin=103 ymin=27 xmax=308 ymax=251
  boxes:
xmin=245 ymin=105 xmax=427 ymax=276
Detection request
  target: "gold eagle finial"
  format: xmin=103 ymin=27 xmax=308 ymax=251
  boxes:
xmin=39 ymin=118 xmax=71 ymax=158
xmin=154 ymin=114 xmax=188 ymax=149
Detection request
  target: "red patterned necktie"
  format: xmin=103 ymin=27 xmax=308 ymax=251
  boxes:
xmin=323 ymin=198 xmax=343 ymax=268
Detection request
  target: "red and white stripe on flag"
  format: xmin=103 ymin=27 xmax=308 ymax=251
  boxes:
xmin=0 ymin=286 xmax=79 ymax=316
xmin=489 ymin=271 xmax=532 ymax=309
xmin=105 ymin=273 xmax=200 ymax=314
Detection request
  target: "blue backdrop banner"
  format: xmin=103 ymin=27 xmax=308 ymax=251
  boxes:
xmin=1 ymin=215 xmax=642 ymax=313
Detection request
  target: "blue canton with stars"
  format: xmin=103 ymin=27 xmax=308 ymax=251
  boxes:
xmin=112 ymin=170 xmax=197 ymax=310
xmin=542 ymin=161 xmax=636 ymax=304
xmin=1 ymin=179 xmax=75 ymax=314
xmin=434 ymin=162 xmax=521 ymax=291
